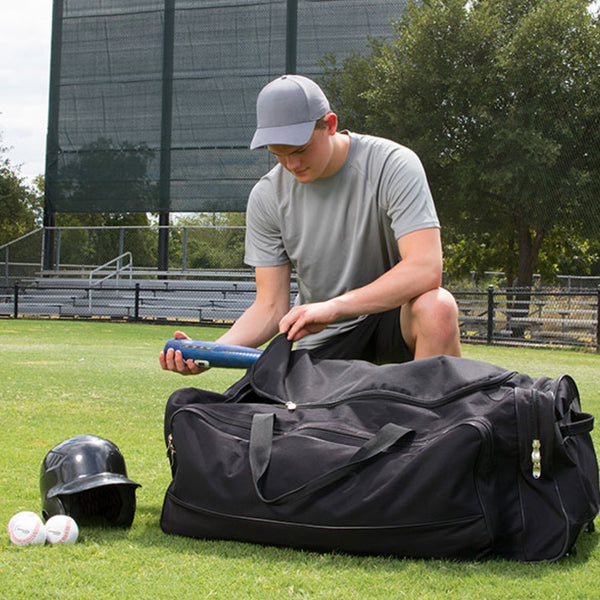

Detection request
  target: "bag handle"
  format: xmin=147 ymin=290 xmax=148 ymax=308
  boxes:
xmin=249 ymin=413 xmax=413 ymax=505
xmin=559 ymin=411 xmax=595 ymax=437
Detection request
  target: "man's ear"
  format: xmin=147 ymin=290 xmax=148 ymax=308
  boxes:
xmin=325 ymin=112 xmax=338 ymax=135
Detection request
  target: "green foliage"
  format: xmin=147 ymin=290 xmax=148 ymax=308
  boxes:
xmin=169 ymin=213 xmax=247 ymax=270
xmin=537 ymin=227 xmax=600 ymax=280
xmin=48 ymin=137 xmax=158 ymax=214
xmin=320 ymin=0 xmax=600 ymax=287
xmin=0 ymin=142 xmax=43 ymax=246
xmin=444 ymin=225 xmax=600 ymax=286
xmin=0 ymin=320 xmax=599 ymax=599
xmin=320 ymin=51 xmax=376 ymax=132
xmin=442 ymin=228 xmax=508 ymax=285
xmin=55 ymin=212 xmax=156 ymax=268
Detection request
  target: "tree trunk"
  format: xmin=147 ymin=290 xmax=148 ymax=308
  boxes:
xmin=507 ymin=226 xmax=545 ymax=338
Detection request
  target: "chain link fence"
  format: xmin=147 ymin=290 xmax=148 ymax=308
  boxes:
xmin=455 ymin=287 xmax=600 ymax=350
xmin=1 ymin=226 xmax=599 ymax=351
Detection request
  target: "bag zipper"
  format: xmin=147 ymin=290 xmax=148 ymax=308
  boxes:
xmin=168 ymin=406 xmax=493 ymax=460
xmin=171 ymin=405 xmax=376 ymax=444
xmin=277 ymin=371 xmax=518 ymax=412
xmin=237 ymin=365 xmax=518 ymax=411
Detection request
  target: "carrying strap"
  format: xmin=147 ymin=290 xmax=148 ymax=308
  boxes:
xmin=558 ymin=411 xmax=595 ymax=437
xmin=249 ymin=413 xmax=413 ymax=505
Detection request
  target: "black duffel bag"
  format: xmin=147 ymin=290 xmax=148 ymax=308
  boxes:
xmin=160 ymin=335 xmax=600 ymax=561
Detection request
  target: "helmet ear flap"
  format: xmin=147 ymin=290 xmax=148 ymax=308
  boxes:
xmin=111 ymin=486 xmax=138 ymax=527
xmin=42 ymin=495 xmax=66 ymax=523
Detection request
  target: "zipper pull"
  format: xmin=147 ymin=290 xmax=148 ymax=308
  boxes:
xmin=531 ymin=439 xmax=541 ymax=479
xmin=167 ymin=433 xmax=176 ymax=467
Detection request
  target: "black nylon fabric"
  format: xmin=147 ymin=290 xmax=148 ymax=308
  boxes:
xmin=221 ymin=334 xmax=520 ymax=407
xmin=161 ymin=335 xmax=600 ymax=561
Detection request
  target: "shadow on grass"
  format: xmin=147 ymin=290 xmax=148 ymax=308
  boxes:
xmin=126 ymin=502 xmax=600 ymax=577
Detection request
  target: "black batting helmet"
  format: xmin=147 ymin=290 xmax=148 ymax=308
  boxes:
xmin=40 ymin=435 xmax=141 ymax=527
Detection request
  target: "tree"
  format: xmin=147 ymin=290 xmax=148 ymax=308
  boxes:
xmin=0 ymin=141 xmax=43 ymax=246
xmin=321 ymin=0 xmax=600 ymax=288
xmin=49 ymin=137 xmax=159 ymax=267
xmin=55 ymin=211 xmax=157 ymax=268
xmin=48 ymin=137 xmax=158 ymax=214
xmin=171 ymin=213 xmax=246 ymax=270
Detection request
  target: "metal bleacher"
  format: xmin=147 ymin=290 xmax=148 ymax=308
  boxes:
xmin=1 ymin=256 xmax=597 ymax=350
xmin=7 ymin=272 xmax=300 ymax=325
xmin=9 ymin=276 xmax=259 ymax=323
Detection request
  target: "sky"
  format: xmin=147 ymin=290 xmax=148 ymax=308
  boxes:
xmin=0 ymin=1 xmax=53 ymax=184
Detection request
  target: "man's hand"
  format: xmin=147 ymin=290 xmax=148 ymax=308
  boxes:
xmin=159 ymin=330 xmax=210 ymax=375
xmin=279 ymin=300 xmax=340 ymax=342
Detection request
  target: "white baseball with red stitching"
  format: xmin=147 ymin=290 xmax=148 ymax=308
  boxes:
xmin=45 ymin=515 xmax=79 ymax=545
xmin=8 ymin=512 xmax=46 ymax=546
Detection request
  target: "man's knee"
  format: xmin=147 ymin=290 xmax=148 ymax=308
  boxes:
xmin=403 ymin=288 xmax=461 ymax=357
xmin=412 ymin=288 xmax=458 ymax=324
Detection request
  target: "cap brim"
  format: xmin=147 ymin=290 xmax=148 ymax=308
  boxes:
xmin=46 ymin=472 xmax=141 ymax=498
xmin=250 ymin=121 xmax=316 ymax=150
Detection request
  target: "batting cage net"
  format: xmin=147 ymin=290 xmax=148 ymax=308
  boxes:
xmin=45 ymin=0 xmax=403 ymax=214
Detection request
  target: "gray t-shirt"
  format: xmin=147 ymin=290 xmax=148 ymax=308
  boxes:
xmin=244 ymin=131 xmax=440 ymax=349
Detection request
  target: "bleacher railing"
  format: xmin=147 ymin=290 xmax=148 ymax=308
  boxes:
xmin=3 ymin=280 xmax=598 ymax=352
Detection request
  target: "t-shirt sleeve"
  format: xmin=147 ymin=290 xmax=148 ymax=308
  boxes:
xmin=379 ymin=146 xmax=440 ymax=240
xmin=244 ymin=181 xmax=290 ymax=267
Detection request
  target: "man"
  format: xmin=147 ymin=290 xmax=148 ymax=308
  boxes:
xmin=161 ymin=74 xmax=460 ymax=375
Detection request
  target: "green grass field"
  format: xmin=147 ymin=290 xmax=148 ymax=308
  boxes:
xmin=1 ymin=319 xmax=599 ymax=599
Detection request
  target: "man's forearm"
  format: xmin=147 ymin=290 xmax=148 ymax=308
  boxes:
xmin=218 ymin=263 xmax=292 ymax=348
xmin=217 ymin=300 xmax=287 ymax=349
xmin=278 ymin=258 xmax=442 ymax=343
xmin=330 ymin=258 xmax=442 ymax=320
xmin=330 ymin=227 xmax=444 ymax=319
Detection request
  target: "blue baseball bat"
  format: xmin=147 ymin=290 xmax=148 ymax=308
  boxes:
xmin=164 ymin=338 xmax=263 ymax=369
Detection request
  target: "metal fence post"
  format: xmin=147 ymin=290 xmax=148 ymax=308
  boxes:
xmin=13 ymin=284 xmax=19 ymax=319
xmin=487 ymin=285 xmax=494 ymax=344
xmin=134 ymin=283 xmax=140 ymax=321
xmin=55 ymin=228 xmax=61 ymax=272
xmin=3 ymin=246 xmax=9 ymax=294
xmin=597 ymin=285 xmax=600 ymax=353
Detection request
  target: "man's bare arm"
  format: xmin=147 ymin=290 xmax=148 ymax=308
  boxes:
xmin=279 ymin=228 xmax=443 ymax=342
xmin=160 ymin=263 xmax=292 ymax=375
xmin=218 ymin=263 xmax=292 ymax=347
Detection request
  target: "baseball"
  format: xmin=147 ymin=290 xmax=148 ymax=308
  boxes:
xmin=7 ymin=511 xmax=39 ymax=535
xmin=8 ymin=511 xmax=46 ymax=546
xmin=45 ymin=515 xmax=79 ymax=545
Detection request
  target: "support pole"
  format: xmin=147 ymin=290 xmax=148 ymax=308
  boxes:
xmin=286 ymin=0 xmax=298 ymax=74
xmin=158 ymin=0 xmax=175 ymax=274
xmin=43 ymin=0 xmax=64 ymax=271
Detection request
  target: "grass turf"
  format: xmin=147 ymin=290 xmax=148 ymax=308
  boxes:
xmin=0 ymin=319 xmax=599 ymax=599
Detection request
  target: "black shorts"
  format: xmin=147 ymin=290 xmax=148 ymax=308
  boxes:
xmin=305 ymin=307 xmax=414 ymax=364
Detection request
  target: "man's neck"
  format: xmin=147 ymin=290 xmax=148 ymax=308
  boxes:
xmin=322 ymin=131 xmax=351 ymax=178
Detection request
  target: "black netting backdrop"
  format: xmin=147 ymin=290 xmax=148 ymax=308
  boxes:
xmin=45 ymin=0 xmax=404 ymax=213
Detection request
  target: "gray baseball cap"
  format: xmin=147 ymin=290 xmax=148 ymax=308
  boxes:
xmin=250 ymin=75 xmax=331 ymax=150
